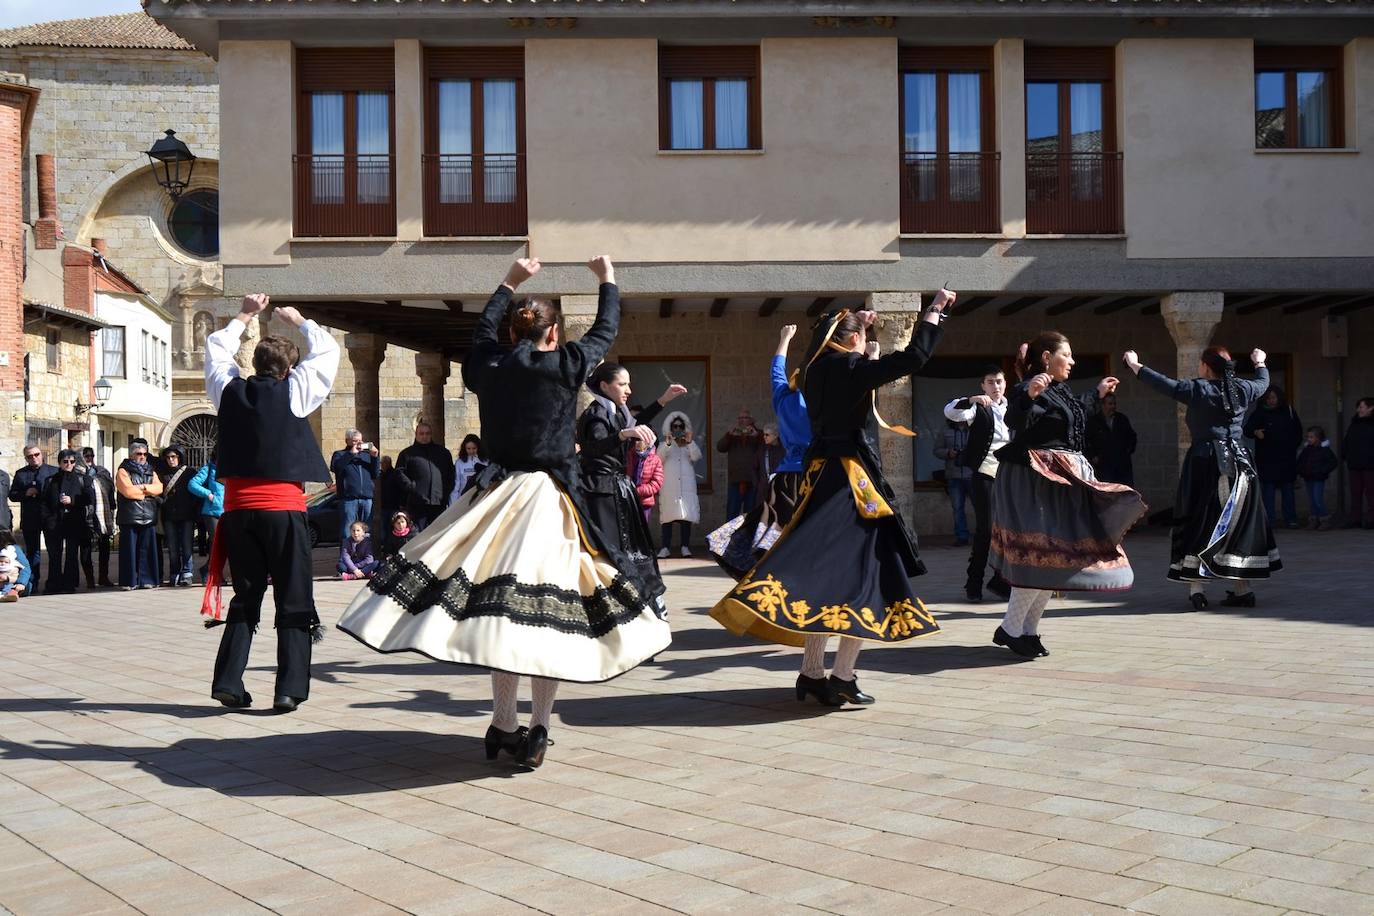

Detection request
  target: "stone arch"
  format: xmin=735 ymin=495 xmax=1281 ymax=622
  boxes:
xmin=166 ymin=410 xmax=219 ymax=469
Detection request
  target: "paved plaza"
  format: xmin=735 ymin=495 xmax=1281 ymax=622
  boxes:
xmin=1 ymin=529 xmax=1373 ymax=915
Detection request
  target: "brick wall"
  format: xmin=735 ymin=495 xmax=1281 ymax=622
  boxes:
xmin=0 ymin=87 xmax=29 ymax=463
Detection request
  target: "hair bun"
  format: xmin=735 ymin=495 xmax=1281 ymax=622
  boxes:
xmin=512 ymin=306 xmax=537 ymax=333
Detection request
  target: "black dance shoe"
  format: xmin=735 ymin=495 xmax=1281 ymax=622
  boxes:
xmin=795 ymin=674 xmax=843 ymax=707
xmin=272 ymin=695 xmax=305 ymax=713
xmin=483 ymin=724 xmax=529 ymax=761
xmin=964 ymin=582 xmax=983 ymax=602
xmin=993 ymin=626 xmax=1039 ymax=659
xmin=1220 ymin=591 xmax=1256 ymax=608
xmin=1189 ymin=592 xmax=1209 ymax=611
xmin=987 ymin=575 xmax=1012 ymax=600
xmin=1025 ymin=635 xmax=1050 ymax=657
xmin=212 ymin=689 xmax=251 ymax=709
xmin=520 ymin=725 xmax=549 ymax=768
xmin=828 ymin=675 xmax=876 ymax=705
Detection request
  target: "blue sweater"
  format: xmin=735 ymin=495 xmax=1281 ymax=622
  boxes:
xmin=771 ymin=355 xmax=810 ymax=473
xmin=187 ymin=463 xmax=225 ymax=518
xmin=331 ymin=449 xmax=380 ymax=500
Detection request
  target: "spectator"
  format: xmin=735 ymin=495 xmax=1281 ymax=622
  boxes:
xmin=158 ymin=446 xmax=199 ymax=588
xmin=626 ymin=438 xmax=663 ymax=528
xmin=330 ymin=428 xmax=381 ymax=542
xmin=115 ymin=438 xmax=163 ymax=589
xmin=187 ymin=448 xmax=225 ymax=584
xmin=41 ymin=449 xmax=88 ymax=594
xmin=717 ymin=408 xmax=762 ymax=517
xmin=0 ymin=528 xmax=31 ymax=602
xmin=10 ymin=444 xmax=56 ymax=592
xmin=1243 ymin=385 xmax=1303 ymax=528
xmin=395 ymin=422 xmax=455 ymax=530
xmin=1086 ymin=392 xmax=1139 ymax=486
xmin=934 ymin=419 xmax=973 ymax=547
xmin=657 ymin=411 xmax=700 ymax=558
xmin=378 ymin=455 xmax=401 ymax=526
xmin=338 ymin=521 xmax=379 ymax=580
xmin=81 ymin=447 xmax=116 ymax=589
xmin=1297 ymin=425 xmax=1338 ymax=530
xmin=1344 ymin=397 xmax=1374 ymax=529
xmin=753 ymin=424 xmax=786 ymax=497
xmin=450 ymin=434 xmax=488 ymax=506
xmin=381 ymin=510 xmax=415 ymax=560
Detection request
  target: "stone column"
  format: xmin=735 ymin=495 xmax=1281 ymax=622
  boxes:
xmin=415 ymin=351 xmax=451 ymax=446
xmin=1160 ymin=291 xmax=1224 ymax=469
xmin=345 ymin=332 xmax=386 ymax=445
xmin=393 ymin=39 xmax=424 ymax=241
xmin=870 ymin=292 xmax=922 ymax=520
xmin=561 ymin=294 xmax=600 ymax=417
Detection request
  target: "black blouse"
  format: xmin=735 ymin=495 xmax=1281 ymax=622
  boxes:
xmin=578 ymin=398 xmax=664 ymax=491
xmin=1001 ymin=378 xmax=1102 ymax=460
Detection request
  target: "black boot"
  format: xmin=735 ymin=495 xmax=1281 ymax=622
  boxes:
xmin=795 ymin=674 xmax=843 ymax=706
xmin=483 ymin=724 xmax=528 ymax=761
xmin=1189 ymin=592 xmax=1209 ymax=611
xmin=520 ymin=725 xmax=550 ymax=769
xmin=993 ymin=626 xmax=1039 ymax=659
xmin=828 ymin=675 xmax=875 ymax=705
xmin=1220 ymin=590 xmax=1256 ymax=608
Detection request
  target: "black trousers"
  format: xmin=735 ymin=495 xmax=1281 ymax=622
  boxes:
xmin=967 ymin=473 xmax=995 ymax=589
xmin=20 ymin=526 xmax=43 ymax=590
xmin=81 ymin=529 xmax=112 ymax=586
xmin=211 ymin=509 xmax=316 ymax=701
xmin=45 ymin=527 xmax=82 ymax=594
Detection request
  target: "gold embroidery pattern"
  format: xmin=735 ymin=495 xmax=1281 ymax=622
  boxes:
xmin=734 ymin=574 xmax=936 ymax=640
xmin=842 ymin=457 xmax=893 ymax=519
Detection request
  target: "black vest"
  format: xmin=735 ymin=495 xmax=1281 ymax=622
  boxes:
xmin=957 ymin=399 xmax=996 ymax=473
xmin=217 ymin=376 xmax=331 ymax=483
xmin=116 ymin=461 xmax=158 ymax=527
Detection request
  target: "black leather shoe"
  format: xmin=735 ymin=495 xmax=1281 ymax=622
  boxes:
xmin=828 ymin=675 xmax=875 ymax=705
xmin=272 ymin=695 xmax=304 ymax=712
xmin=795 ymin=674 xmax=843 ymax=706
xmin=1025 ymin=634 xmax=1050 ymax=657
xmin=964 ymin=584 xmax=983 ymax=602
xmin=212 ymin=689 xmax=252 ymax=709
xmin=483 ymin=724 xmax=529 ymax=761
xmin=1220 ymin=591 xmax=1256 ymax=608
xmin=993 ymin=626 xmax=1038 ymax=659
xmin=987 ymin=576 xmax=1012 ymax=600
xmin=520 ymin=725 xmax=549 ymax=768
xmin=1189 ymin=592 xmax=1209 ymax=611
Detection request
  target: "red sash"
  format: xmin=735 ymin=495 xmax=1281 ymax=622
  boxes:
xmin=200 ymin=479 xmax=307 ymax=623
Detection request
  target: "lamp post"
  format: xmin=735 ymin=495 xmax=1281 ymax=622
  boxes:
xmin=75 ymin=377 xmax=113 ymax=415
xmin=145 ymin=129 xmax=197 ymax=201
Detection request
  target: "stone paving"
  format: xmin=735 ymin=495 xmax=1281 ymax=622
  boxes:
xmin=1 ymin=528 xmax=1373 ymax=915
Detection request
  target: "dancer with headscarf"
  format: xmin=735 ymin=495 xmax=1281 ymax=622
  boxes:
xmin=1123 ymin=346 xmax=1280 ymax=608
xmin=990 ymin=333 xmax=1148 ymax=659
xmin=711 ymin=293 xmax=955 ymax=706
xmin=708 ymin=323 xmax=811 ymax=578
xmin=338 ymin=257 xmax=671 ymax=769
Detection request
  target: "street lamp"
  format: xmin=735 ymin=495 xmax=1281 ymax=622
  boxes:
xmin=75 ymin=377 xmax=113 ymax=415
xmin=145 ymin=129 xmax=196 ymax=201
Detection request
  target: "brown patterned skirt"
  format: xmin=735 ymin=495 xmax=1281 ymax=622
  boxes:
xmin=990 ymin=449 xmax=1147 ymax=592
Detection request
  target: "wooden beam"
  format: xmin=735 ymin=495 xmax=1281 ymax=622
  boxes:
xmin=1235 ymin=294 xmax=1300 ymax=315
xmin=1140 ymin=299 xmax=1161 ymax=316
xmin=758 ymin=297 xmax=782 ymax=318
xmin=1329 ymin=294 xmax=1374 ymax=316
xmin=997 ymin=296 xmax=1044 ymax=317
xmin=709 ymin=297 xmax=729 ymax=318
xmin=1044 ymin=296 xmax=1101 ymax=317
xmin=659 ymin=298 xmax=674 ymax=319
xmin=805 ymin=296 xmax=835 ymax=318
xmin=1092 ymin=295 xmax=1152 ymax=316
xmin=955 ymin=295 xmax=996 ymax=313
xmin=443 ymin=299 xmax=464 ymax=313
xmin=1282 ymin=293 xmax=1357 ymax=315
xmin=1224 ymin=293 xmax=1274 ymax=310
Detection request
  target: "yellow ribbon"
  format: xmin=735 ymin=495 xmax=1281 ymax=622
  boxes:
xmin=842 ymin=457 xmax=893 ymax=519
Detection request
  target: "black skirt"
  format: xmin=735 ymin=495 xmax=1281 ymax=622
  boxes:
xmin=583 ymin=472 xmax=665 ymax=603
xmin=710 ymin=458 xmax=937 ymax=647
xmin=1168 ymin=442 xmax=1281 ymax=582
xmin=706 ymin=470 xmax=804 ymax=580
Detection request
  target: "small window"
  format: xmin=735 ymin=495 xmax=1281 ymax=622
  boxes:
xmin=141 ymin=330 xmax=151 ymax=383
xmin=161 ymin=340 xmax=169 ymax=388
xmin=1255 ymin=47 xmax=1343 ymax=149
xmin=659 ymin=46 xmax=761 ymax=151
xmin=102 ymin=327 xmax=126 ymax=379
xmin=45 ymin=328 xmax=60 ymax=373
xmin=167 ymin=189 xmax=219 ymax=259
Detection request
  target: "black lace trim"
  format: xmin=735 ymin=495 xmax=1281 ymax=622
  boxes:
xmin=366 ymin=554 xmax=647 ymax=639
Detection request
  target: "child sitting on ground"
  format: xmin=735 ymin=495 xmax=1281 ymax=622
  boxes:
xmin=381 ymin=511 xmax=416 ymax=560
xmin=0 ymin=529 xmax=27 ymax=602
xmin=338 ymin=521 xmax=379 ymax=580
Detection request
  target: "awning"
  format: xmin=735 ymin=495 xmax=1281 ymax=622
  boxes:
xmin=24 ymin=300 xmax=110 ymax=331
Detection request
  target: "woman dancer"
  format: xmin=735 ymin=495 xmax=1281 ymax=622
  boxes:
xmin=338 ymin=256 xmax=670 ymax=768
xmin=1122 ymin=346 xmax=1279 ymax=608
xmin=708 ymin=324 xmax=811 ymax=578
xmin=711 ymin=294 xmax=955 ymax=706
xmin=990 ymin=333 xmax=1147 ymax=659
xmin=655 ymin=410 xmax=700 ymax=558
xmin=578 ymin=364 xmax=686 ymax=609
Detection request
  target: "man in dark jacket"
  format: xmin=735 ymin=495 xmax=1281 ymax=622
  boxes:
xmin=330 ymin=428 xmax=380 ymax=542
xmin=717 ymin=409 xmax=762 ymax=517
xmin=1086 ymin=393 xmax=1138 ymax=485
xmin=1243 ymin=386 xmax=1303 ymax=528
xmin=81 ymin=447 xmax=116 ymax=588
xmin=394 ymin=423 xmax=454 ymax=530
xmin=41 ymin=449 xmax=88 ymax=594
xmin=10 ymin=445 xmax=57 ymax=593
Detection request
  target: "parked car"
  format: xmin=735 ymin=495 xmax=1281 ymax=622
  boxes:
xmin=306 ymin=487 xmax=341 ymax=548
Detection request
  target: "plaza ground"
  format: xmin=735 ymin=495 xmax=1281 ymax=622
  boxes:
xmin=1 ymin=528 xmax=1373 ymax=915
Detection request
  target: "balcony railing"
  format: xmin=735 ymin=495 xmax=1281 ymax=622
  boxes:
xmin=900 ymin=152 xmax=1001 ymax=234
xmin=423 ymin=153 xmax=527 ymax=237
xmin=1026 ymin=152 xmax=1123 ymax=234
xmin=293 ymin=154 xmax=397 ymax=238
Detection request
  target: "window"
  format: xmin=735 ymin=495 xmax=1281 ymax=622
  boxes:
xmin=141 ymin=330 xmax=152 ymax=383
xmin=45 ymin=328 xmax=60 ymax=373
xmin=658 ymin=46 xmax=761 ymax=151
xmin=294 ymin=48 xmax=396 ymax=237
xmin=167 ymin=189 xmax=219 ymax=259
xmin=1255 ymin=47 xmax=1343 ymax=149
xmin=618 ymin=356 xmax=713 ymax=491
xmin=423 ymin=48 xmax=527 ymax=236
xmin=101 ymin=326 xmax=125 ymax=379
xmin=160 ymin=340 xmax=169 ymax=388
xmin=1024 ymin=47 xmax=1122 ymax=234
xmin=26 ymin=425 xmax=60 ymax=459
xmin=899 ymin=47 xmax=997 ymax=232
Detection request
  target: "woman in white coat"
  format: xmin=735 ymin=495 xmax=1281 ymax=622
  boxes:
xmin=656 ymin=410 xmax=701 ymax=557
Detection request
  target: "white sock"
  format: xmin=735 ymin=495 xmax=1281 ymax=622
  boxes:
xmin=1188 ymin=581 xmax=1205 ymax=597
xmin=1001 ymin=587 xmax=1037 ymax=637
xmin=1022 ymin=590 xmax=1053 ymax=636
xmin=831 ymin=638 xmax=863 ymax=682
xmin=491 ymin=672 xmax=519 ymax=733
xmin=801 ymin=635 xmax=827 ymax=679
xmin=1233 ymin=580 xmax=1251 ymax=596
xmin=530 ymin=677 xmax=559 ymax=730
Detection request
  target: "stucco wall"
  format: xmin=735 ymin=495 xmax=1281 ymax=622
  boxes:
xmin=1121 ymin=38 xmax=1374 ymax=260
xmin=22 ymin=323 xmax=93 ymax=443
xmin=217 ymin=40 xmax=293 ymax=267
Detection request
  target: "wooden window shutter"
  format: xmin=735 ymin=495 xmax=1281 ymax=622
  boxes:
xmin=297 ymin=47 xmax=395 ymax=92
xmin=898 ymin=46 xmax=992 ymax=72
xmin=426 ymin=47 xmax=525 ymax=80
xmin=1024 ymin=47 xmax=1115 ymax=82
xmin=659 ymin=45 xmax=759 ymax=80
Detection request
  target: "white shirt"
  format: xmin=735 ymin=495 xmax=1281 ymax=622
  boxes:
xmin=205 ymin=317 xmax=340 ymax=417
xmin=943 ymin=396 xmax=1009 ymax=479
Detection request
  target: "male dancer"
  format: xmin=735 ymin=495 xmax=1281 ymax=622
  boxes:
xmin=204 ymin=294 xmax=339 ymax=712
xmin=943 ymin=365 xmax=1012 ymax=602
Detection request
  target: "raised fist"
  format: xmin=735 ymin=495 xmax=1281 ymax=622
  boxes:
xmin=779 ymin=324 xmax=797 ymax=344
xmin=1250 ymin=348 xmax=1266 ymax=366
xmin=273 ymin=305 xmax=306 ymax=328
xmin=1122 ymin=350 xmax=1141 ymax=373
xmin=587 ymin=256 xmax=615 ymax=283
xmin=240 ymin=293 xmax=269 ymax=316
xmin=1027 ymin=372 xmax=1053 ymax=399
xmin=505 ymin=257 xmax=541 ymax=288
xmin=930 ymin=288 xmax=957 ymax=312
xmin=1097 ymin=376 xmax=1120 ymax=398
